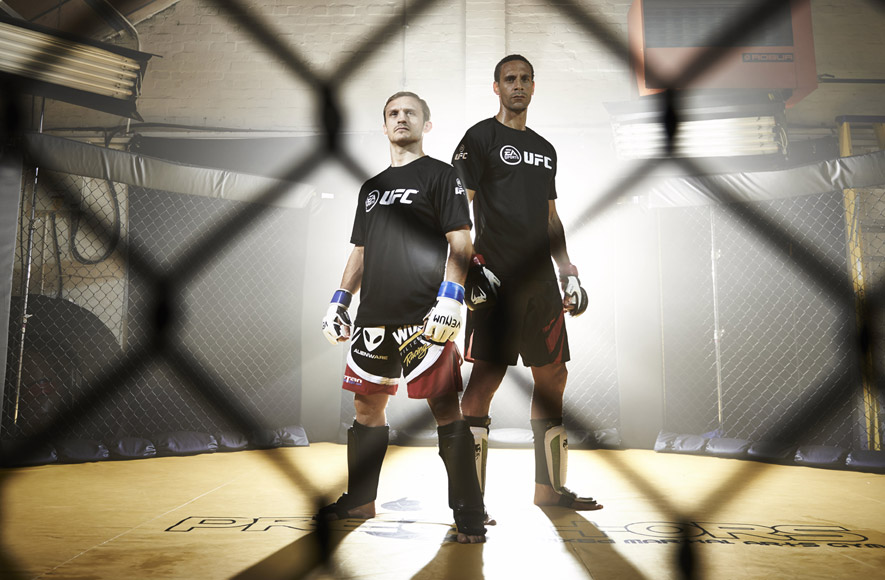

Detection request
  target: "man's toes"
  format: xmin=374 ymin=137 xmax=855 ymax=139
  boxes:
xmin=575 ymin=501 xmax=604 ymax=511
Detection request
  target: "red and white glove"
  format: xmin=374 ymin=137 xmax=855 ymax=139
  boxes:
xmin=558 ymin=264 xmax=588 ymax=317
xmin=321 ymin=289 xmax=353 ymax=345
xmin=423 ymin=281 xmax=464 ymax=343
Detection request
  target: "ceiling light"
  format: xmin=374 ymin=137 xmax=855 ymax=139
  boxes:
xmin=0 ymin=15 xmax=152 ymax=119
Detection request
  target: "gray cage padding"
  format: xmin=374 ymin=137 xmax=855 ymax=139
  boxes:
xmin=646 ymin=150 xmax=885 ymax=208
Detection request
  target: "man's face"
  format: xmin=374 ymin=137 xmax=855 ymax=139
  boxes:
xmin=494 ymin=60 xmax=534 ymax=113
xmin=382 ymin=96 xmax=430 ymax=145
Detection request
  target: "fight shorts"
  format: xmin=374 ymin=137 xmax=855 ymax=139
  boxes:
xmin=465 ymin=279 xmax=570 ymax=367
xmin=343 ymin=324 xmax=463 ymax=399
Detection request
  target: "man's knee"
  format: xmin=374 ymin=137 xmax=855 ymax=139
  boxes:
xmin=535 ymin=362 xmax=567 ymax=389
xmin=427 ymin=393 xmax=463 ymax=426
xmin=466 ymin=361 xmax=508 ymax=392
xmin=354 ymin=394 xmax=388 ymax=426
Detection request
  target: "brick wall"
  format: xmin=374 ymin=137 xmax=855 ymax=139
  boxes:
xmin=32 ymin=1 xmax=881 ymax=131
xmin=26 ymin=0 xmax=884 ymax=193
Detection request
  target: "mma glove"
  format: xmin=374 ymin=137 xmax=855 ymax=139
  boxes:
xmin=558 ymin=264 xmax=588 ymax=317
xmin=424 ymin=280 xmax=464 ymax=343
xmin=465 ymin=254 xmax=501 ymax=311
xmin=322 ymin=289 xmax=353 ymax=345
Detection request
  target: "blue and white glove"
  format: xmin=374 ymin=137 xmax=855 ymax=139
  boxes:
xmin=558 ymin=264 xmax=588 ymax=317
xmin=423 ymin=281 xmax=464 ymax=343
xmin=322 ymin=289 xmax=353 ymax=345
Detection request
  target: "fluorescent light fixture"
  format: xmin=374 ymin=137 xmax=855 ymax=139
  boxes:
xmin=613 ymin=115 xmax=784 ymax=159
xmin=605 ymin=92 xmax=788 ymax=161
xmin=0 ymin=15 xmax=152 ymax=119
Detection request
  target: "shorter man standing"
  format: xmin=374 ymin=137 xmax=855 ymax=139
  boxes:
xmin=318 ymin=91 xmax=486 ymax=543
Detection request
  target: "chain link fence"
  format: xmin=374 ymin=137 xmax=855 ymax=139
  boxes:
xmin=4 ymin=169 xmax=308 ymax=442
xmin=2 ymin=0 xmax=884 ymax=578
xmin=659 ymin=191 xmax=860 ymax=447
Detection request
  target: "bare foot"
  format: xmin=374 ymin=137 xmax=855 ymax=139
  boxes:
xmin=314 ymin=498 xmax=376 ymax=521
xmin=456 ymin=532 xmax=487 ymax=544
xmin=344 ymin=501 xmax=376 ymax=519
xmin=533 ymin=484 xmax=603 ymax=511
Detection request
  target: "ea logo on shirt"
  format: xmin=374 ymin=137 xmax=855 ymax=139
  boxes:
xmin=500 ymin=145 xmax=554 ymax=169
xmin=455 ymin=178 xmax=466 ymax=196
xmin=366 ymin=190 xmax=380 ymax=212
xmin=500 ymin=145 xmax=522 ymax=165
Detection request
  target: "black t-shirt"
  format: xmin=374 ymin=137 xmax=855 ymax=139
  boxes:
xmin=452 ymin=117 xmax=558 ymax=281
xmin=350 ymin=156 xmax=471 ymax=326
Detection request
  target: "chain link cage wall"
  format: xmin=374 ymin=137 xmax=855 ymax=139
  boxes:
xmin=1 ymin=0 xmax=884 ymax=578
xmin=659 ymin=191 xmax=861 ymax=446
xmin=4 ymin=170 xmax=308 ymax=441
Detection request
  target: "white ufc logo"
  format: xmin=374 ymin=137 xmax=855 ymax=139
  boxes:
xmin=379 ymin=188 xmax=418 ymax=205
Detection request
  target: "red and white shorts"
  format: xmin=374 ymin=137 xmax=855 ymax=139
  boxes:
xmin=343 ymin=324 xmax=463 ymax=399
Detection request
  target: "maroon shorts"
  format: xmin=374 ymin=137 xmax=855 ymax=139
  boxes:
xmin=343 ymin=324 xmax=463 ymax=399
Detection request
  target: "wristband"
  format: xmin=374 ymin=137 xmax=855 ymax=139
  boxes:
xmin=437 ymin=280 xmax=465 ymax=304
xmin=332 ymin=289 xmax=352 ymax=307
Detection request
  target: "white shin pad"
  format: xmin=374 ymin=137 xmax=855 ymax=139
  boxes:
xmin=543 ymin=425 xmax=568 ymax=490
xmin=469 ymin=426 xmax=489 ymax=494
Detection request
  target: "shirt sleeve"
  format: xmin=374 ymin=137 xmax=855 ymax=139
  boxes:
xmin=451 ymin=126 xmax=486 ymax=192
xmin=548 ymin=147 xmax=558 ymax=201
xmin=350 ymin=186 xmax=367 ymax=245
xmin=435 ymin=165 xmax=472 ymax=233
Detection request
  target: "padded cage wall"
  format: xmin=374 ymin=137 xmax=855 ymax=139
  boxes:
xmin=3 ymin=143 xmax=311 ymax=444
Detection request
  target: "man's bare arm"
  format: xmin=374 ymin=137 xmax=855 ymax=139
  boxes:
xmin=548 ymin=199 xmax=572 ymax=270
xmin=445 ymin=226 xmax=473 ymax=285
xmin=339 ymin=245 xmax=365 ymax=294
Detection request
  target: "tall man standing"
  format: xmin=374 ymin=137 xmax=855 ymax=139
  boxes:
xmin=452 ymin=55 xmax=603 ymax=511
xmin=318 ymin=91 xmax=486 ymax=543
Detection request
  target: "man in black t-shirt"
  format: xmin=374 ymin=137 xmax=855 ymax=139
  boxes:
xmin=318 ymin=92 xmax=486 ymax=543
xmin=452 ymin=55 xmax=603 ymax=513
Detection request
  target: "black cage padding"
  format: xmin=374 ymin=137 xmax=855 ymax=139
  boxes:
xmin=154 ymin=431 xmax=218 ymax=456
xmin=109 ymin=436 xmax=157 ymax=460
xmin=55 ymin=438 xmax=110 ymax=463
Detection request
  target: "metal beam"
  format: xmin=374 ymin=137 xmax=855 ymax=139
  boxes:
xmin=0 ymin=1 xmax=23 ymax=20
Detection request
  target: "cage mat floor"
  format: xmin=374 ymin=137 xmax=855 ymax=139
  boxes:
xmin=1 ymin=444 xmax=883 ymax=579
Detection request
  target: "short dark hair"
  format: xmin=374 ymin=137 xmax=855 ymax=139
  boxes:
xmin=494 ymin=54 xmax=534 ymax=83
xmin=383 ymin=91 xmax=431 ymax=122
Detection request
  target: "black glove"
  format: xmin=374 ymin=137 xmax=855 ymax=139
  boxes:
xmin=465 ymin=254 xmax=501 ymax=311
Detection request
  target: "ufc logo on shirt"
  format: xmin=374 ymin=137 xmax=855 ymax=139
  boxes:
xmin=499 ymin=145 xmax=553 ymax=169
xmin=380 ymin=188 xmax=419 ymax=205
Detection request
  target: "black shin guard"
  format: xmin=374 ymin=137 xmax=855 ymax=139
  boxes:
xmin=531 ymin=417 xmax=564 ymax=487
xmin=345 ymin=420 xmax=389 ymax=506
xmin=438 ymin=420 xmax=486 ymax=536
